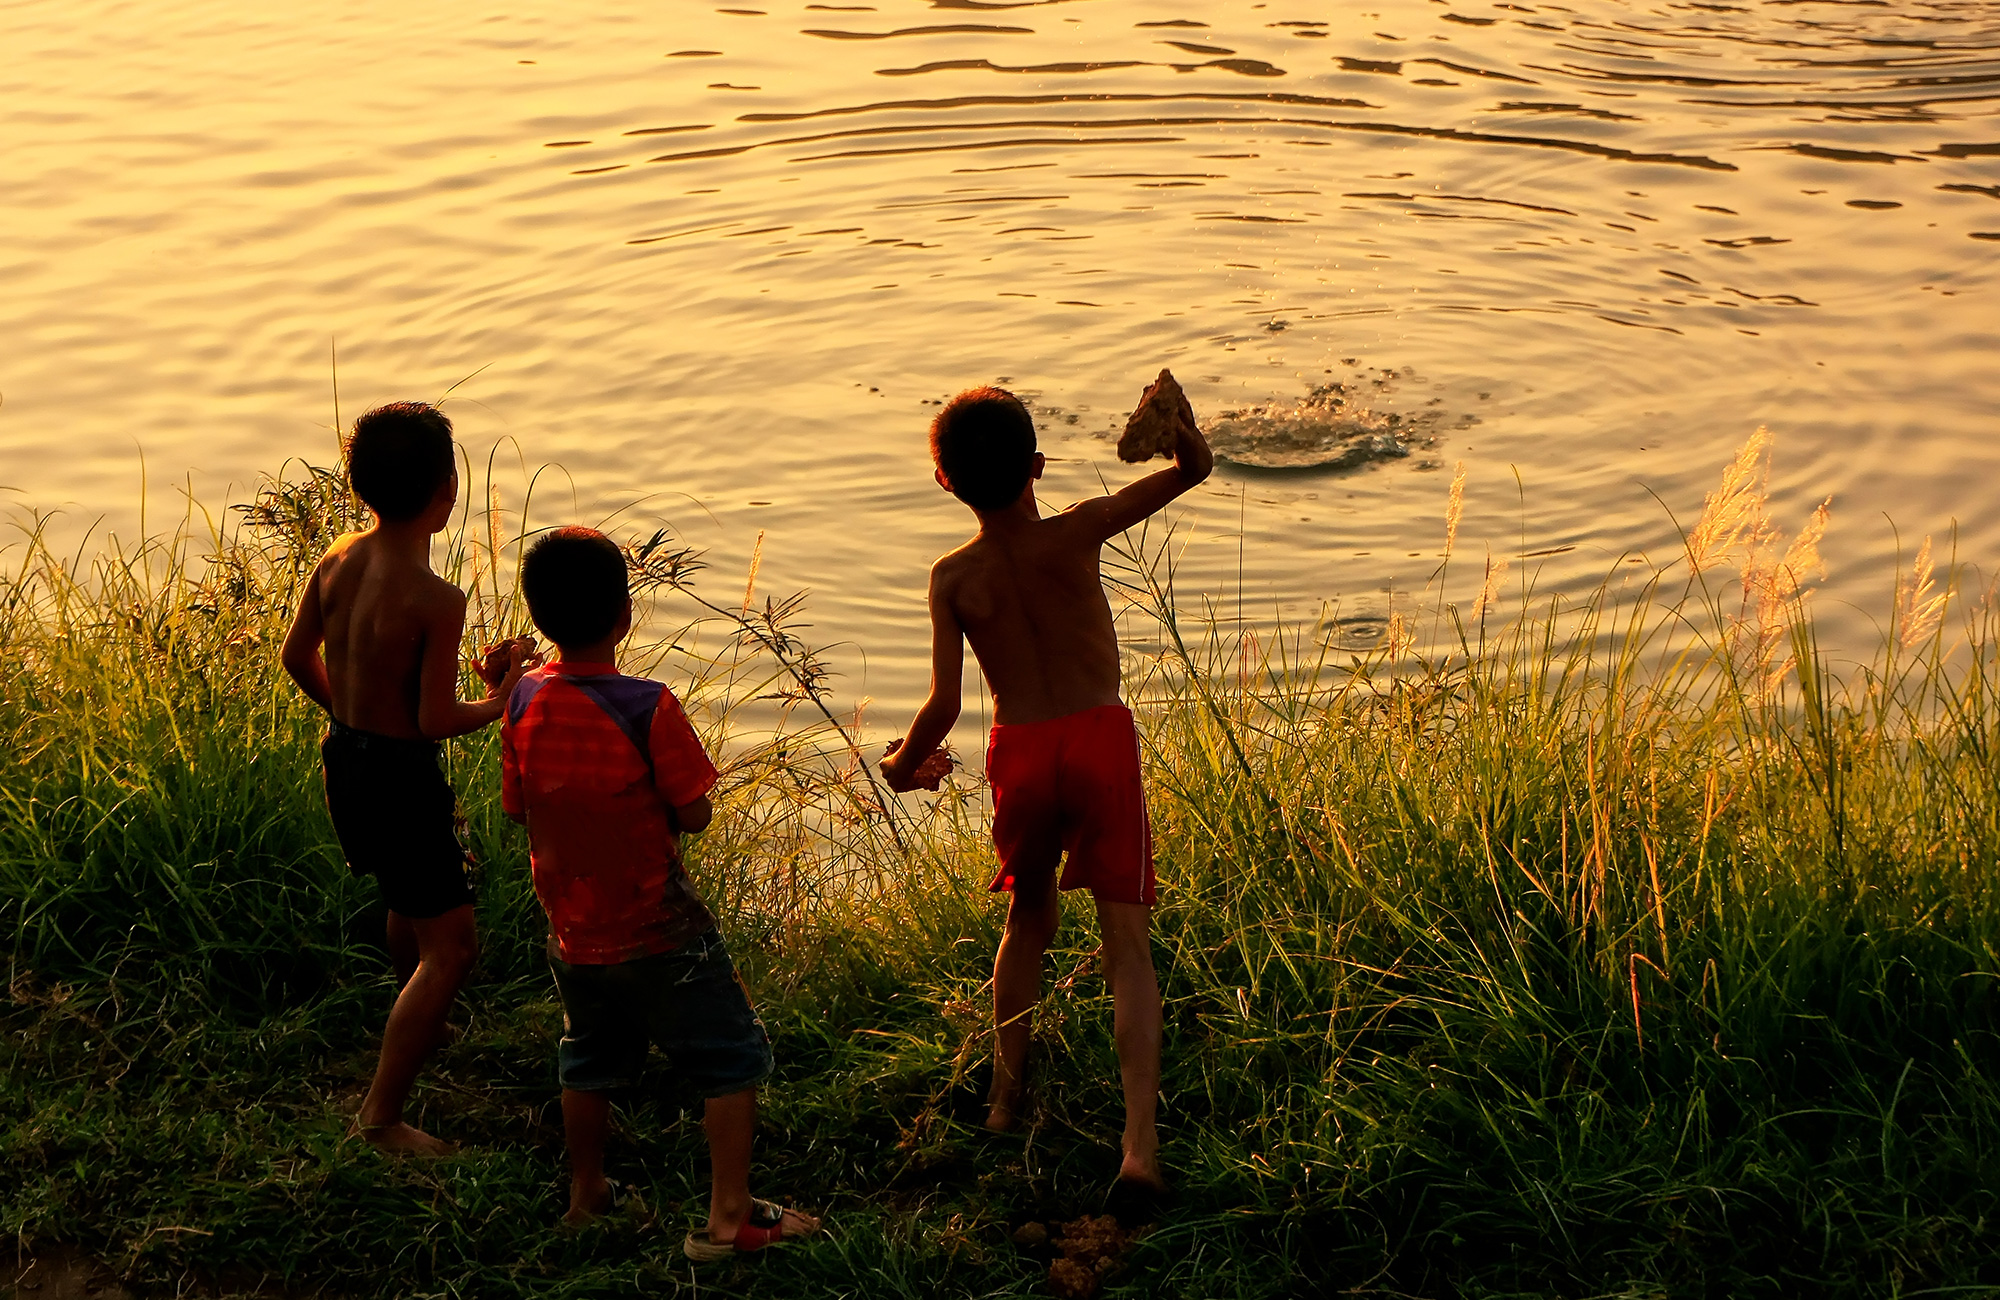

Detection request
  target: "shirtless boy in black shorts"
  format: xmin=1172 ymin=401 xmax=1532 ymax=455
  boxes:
xmin=281 ymin=401 xmax=535 ymax=1156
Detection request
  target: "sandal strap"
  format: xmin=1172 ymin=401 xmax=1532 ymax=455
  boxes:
xmin=732 ymin=1219 xmax=781 ymax=1251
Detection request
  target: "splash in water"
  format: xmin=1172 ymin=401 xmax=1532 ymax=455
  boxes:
xmin=1203 ymin=369 xmax=1466 ymax=472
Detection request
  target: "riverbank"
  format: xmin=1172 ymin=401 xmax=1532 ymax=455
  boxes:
xmin=6 ymin=451 xmax=2000 ymax=1298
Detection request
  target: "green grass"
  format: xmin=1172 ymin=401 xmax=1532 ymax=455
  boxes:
xmin=6 ymin=447 xmax=2000 ymax=1298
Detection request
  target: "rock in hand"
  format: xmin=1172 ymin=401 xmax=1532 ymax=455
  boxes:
xmin=885 ymin=737 xmax=955 ymax=792
xmin=1117 ymin=368 xmax=1195 ymax=463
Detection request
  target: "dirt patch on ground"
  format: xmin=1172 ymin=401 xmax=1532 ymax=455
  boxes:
xmin=4 ymin=1249 xmax=322 ymax=1300
xmin=1011 ymin=1214 xmax=1137 ymax=1299
xmin=4 ymin=1248 xmax=133 ymax=1300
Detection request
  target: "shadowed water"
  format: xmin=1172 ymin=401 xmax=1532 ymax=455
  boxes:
xmin=1 ymin=0 xmax=1995 ymax=731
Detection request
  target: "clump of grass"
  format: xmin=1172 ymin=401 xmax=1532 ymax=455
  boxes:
xmin=7 ymin=433 xmax=2000 ymax=1298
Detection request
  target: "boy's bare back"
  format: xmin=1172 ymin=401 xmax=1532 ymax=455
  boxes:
xmin=934 ymin=429 xmax=1211 ymax=727
xmin=932 ymin=511 xmax=1126 ymax=726
xmin=305 ymin=531 xmax=478 ymax=739
xmin=283 ymin=487 xmax=528 ymax=743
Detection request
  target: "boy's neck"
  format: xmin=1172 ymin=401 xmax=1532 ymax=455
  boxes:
xmin=973 ymin=486 xmax=1042 ymax=534
xmin=555 ymin=637 xmax=621 ymax=667
xmin=365 ymin=517 xmax=440 ymax=568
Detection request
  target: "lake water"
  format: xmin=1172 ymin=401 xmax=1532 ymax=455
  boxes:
xmin=3 ymin=0 xmax=1996 ymax=735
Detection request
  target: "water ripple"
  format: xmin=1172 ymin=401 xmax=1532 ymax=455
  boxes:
xmin=3 ymin=0 xmax=1997 ymax=721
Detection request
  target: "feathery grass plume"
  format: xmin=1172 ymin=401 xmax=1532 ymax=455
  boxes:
xmin=1443 ymin=460 xmax=1467 ymax=560
xmin=1472 ymin=549 xmax=1510 ymax=620
xmin=1686 ymin=425 xmax=1773 ymax=574
xmin=741 ymin=527 xmax=765 ymax=618
xmin=1774 ymin=497 xmax=1831 ymax=604
xmin=1384 ymin=609 xmax=1413 ymax=657
xmin=1898 ymin=535 xmax=1947 ymax=650
xmin=1237 ymin=627 xmax=1262 ymax=693
xmin=1744 ymin=495 xmax=1834 ymax=688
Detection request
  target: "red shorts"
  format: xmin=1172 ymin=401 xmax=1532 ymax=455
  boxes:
xmin=986 ymin=704 xmax=1155 ymax=906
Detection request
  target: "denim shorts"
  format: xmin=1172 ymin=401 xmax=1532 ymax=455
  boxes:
xmin=547 ymin=928 xmax=773 ymax=1097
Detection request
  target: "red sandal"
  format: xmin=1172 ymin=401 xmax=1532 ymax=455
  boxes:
xmin=682 ymin=1198 xmax=821 ymax=1261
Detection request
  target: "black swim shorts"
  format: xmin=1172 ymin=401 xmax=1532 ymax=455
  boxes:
xmin=321 ymin=720 xmax=475 ymax=920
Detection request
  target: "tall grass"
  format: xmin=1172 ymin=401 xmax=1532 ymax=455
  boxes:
xmin=5 ymin=434 xmax=2000 ymax=1298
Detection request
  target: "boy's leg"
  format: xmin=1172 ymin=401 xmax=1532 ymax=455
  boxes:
xmin=357 ymin=903 xmax=478 ymax=1154
xmin=701 ymin=1088 xmax=820 ymax=1244
xmin=703 ymin=1087 xmax=755 ymax=1239
xmin=989 ymin=870 xmax=1060 ymax=1131
xmin=1095 ymin=897 xmax=1165 ymax=1190
xmin=562 ymin=1089 xmax=613 ymax=1223
xmin=388 ymin=912 xmax=461 ymax=1044
xmin=386 ymin=911 xmax=419 ymax=989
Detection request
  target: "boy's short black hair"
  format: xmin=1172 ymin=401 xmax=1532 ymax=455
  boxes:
xmin=346 ymin=402 xmax=457 ymax=522
xmin=930 ymin=387 xmax=1037 ymax=512
xmin=521 ymin=527 xmax=629 ymax=649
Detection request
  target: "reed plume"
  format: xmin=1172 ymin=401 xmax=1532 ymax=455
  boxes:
xmin=741 ymin=527 xmax=766 ymax=618
xmin=1898 ymin=535 xmax=1947 ymax=650
xmin=1687 ymin=426 xmax=1774 ymax=574
xmin=1472 ymin=550 xmax=1510 ymax=621
xmin=1444 ymin=461 xmax=1467 ymax=561
xmin=1742 ymin=495 xmax=1833 ymax=686
xmin=1385 ymin=609 xmax=1413 ymax=657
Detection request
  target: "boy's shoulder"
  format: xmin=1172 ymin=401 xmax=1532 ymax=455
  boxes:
xmin=316 ymin=529 xmax=463 ymax=609
xmin=522 ymin=662 xmax=665 ymax=691
xmin=932 ymin=506 xmax=1096 ymax=577
xmin=931 ymin=535 xmax=984 ymax=578
xmin=508 ymin=663 xmax=673 ymax=728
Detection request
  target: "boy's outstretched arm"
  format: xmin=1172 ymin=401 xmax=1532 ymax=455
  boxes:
xmin=1074 ymin=403 xmax=1213 ymax=542
xmin=880 ymin=565 xmax=965 ymax=793
xmin=417 ymin=588 xmax=534 ymax=740
xmin=280 ymin=561 xmax=334 ymax=712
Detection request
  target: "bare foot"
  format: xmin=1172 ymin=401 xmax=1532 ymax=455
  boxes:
xmin=1115 ymin=1157 xmax=1170 ymax=1194
xmin=351 ymin=1119 xmax=454 ymax=1158
xmin=563 ymin=1181 xmax=615 ymax=1227
xmin=984 ymin=1067 xmax=1027 ymax=1133
xmin=1105 ymin=1165 xmax=1173 ymax=1227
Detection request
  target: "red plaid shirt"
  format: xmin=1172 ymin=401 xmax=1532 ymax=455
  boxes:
xmin=502 ymin=661 xmax=719 ymax=963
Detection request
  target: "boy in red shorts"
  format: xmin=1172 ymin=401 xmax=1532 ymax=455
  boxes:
xmin=281 ymin=400 xmax=535 ymax=1157
xmin=504 ymin=527 xmax=820 ymax=1254
xmin=879 ymin=383 xmax=1212 ymax=1204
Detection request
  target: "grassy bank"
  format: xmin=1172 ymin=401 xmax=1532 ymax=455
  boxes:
xmin=6 ymin=441 xmax=2000 ymax=1298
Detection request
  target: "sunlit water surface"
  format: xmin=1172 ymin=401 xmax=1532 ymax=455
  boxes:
xmin=4 ymin=0 xmax=1997 ymax=740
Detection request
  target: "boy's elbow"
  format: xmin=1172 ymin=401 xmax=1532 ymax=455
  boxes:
xmin=416 ymin=704 xmax=457 ymax=741
xmin=674 ymin=795 xmax=713 ymax=835
xmin=278 ymin=643 xmax=312 ymax=684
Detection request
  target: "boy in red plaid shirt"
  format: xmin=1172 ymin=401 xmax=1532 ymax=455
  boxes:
xmin=504 ymin=527 xmax=820 ymax=1255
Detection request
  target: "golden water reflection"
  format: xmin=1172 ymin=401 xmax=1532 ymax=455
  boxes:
xmin=2 ymin=0 xmax=1996 ymax=727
